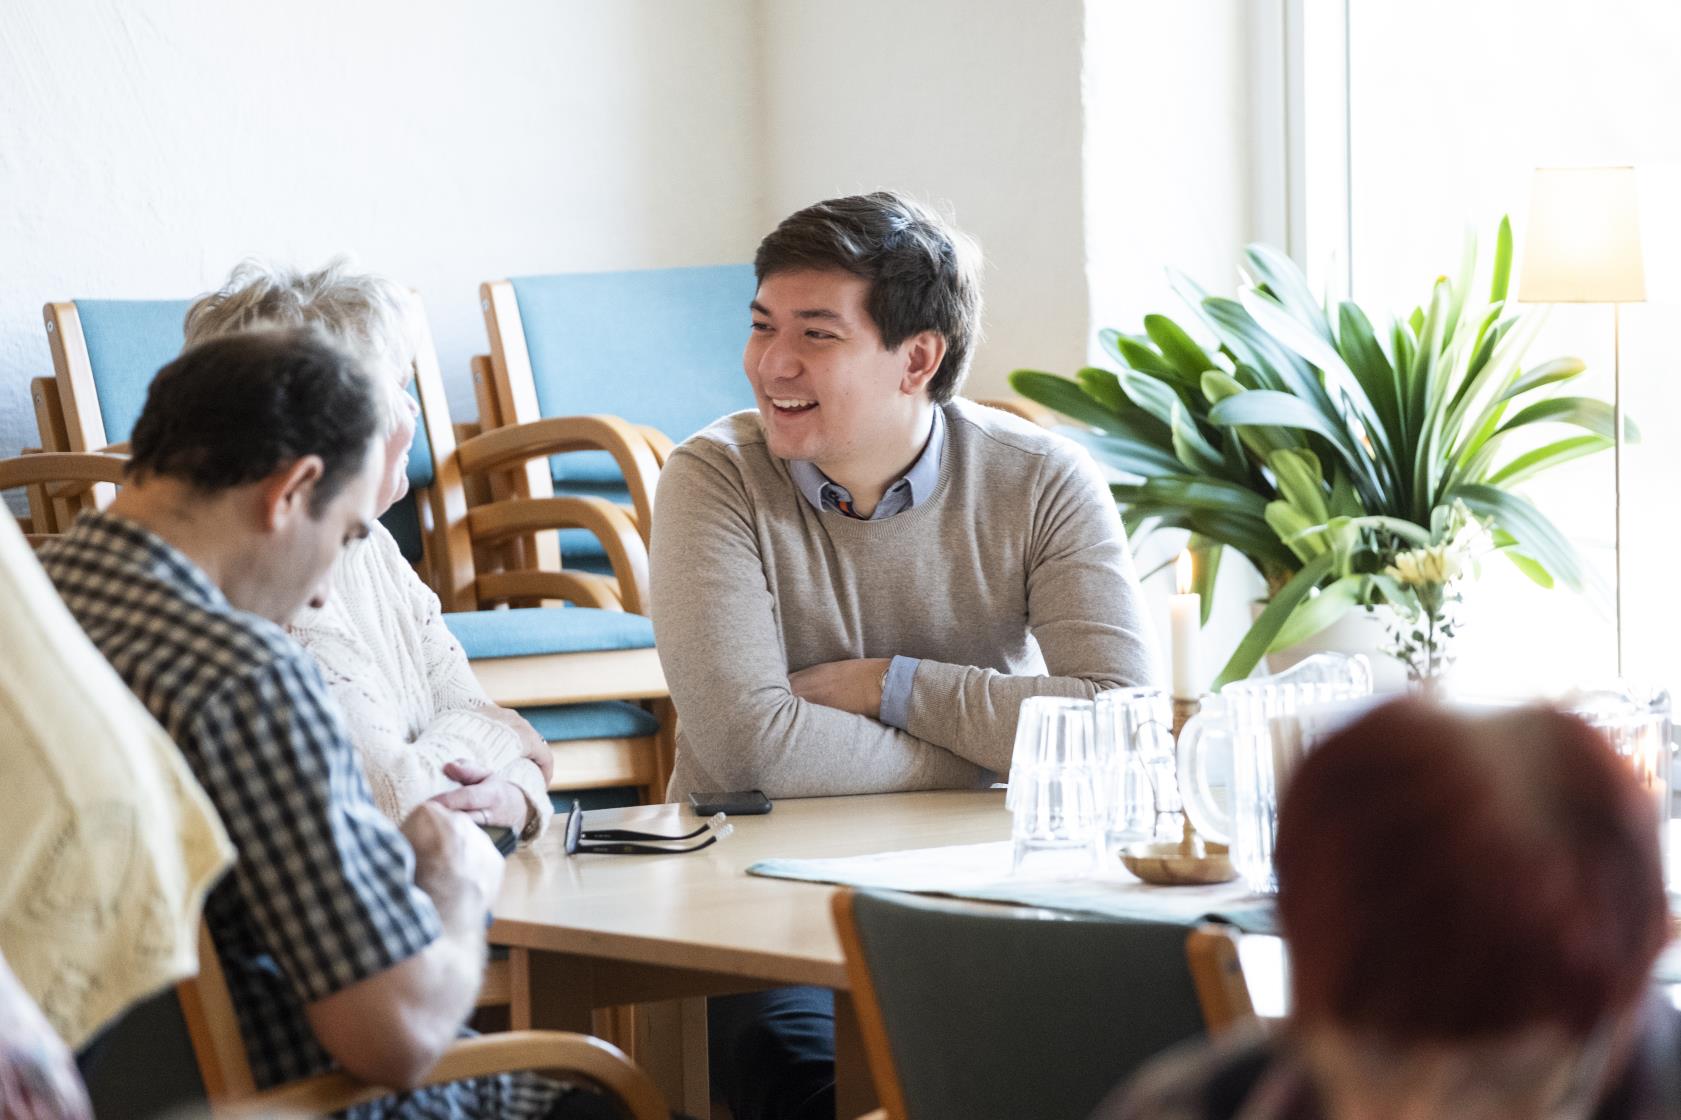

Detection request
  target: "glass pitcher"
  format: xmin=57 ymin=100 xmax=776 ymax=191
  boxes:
xmin=1177 ymin=653 xmax=1375 ymax=893
xmin=1569 ymin=684 xmax=1674 ymax=881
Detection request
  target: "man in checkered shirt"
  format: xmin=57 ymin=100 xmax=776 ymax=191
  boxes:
xmin=40 ymin=330 xmax=611 ymax=1119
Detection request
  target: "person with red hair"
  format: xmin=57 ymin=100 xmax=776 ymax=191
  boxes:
xmin=1095 ymin=697 xmax=1677 ymax=1119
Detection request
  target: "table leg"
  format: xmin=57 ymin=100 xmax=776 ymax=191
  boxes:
xmin=633 ymin=999 xmax=712 ymax=1119
xmin=512 ymin=947 xmax=595 ymax=1033
xmin=833 ymin=991 xmax=879 ymax=1119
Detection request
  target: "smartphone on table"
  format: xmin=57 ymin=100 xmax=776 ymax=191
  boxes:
xmin=687 ymin=789 xmax=773 ymax=816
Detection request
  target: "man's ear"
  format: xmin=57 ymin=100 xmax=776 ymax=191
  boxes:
xmin=899 ymin=330 xmax=947 ymax=396
xmin=257 ymin=456 xmax=325 ymax=531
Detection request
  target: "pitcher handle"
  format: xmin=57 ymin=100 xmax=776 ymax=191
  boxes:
xmin=1176 ymin=703 xmax=1233 ymax=846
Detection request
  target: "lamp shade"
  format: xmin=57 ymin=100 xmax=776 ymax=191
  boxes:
xmin=1517 ymin=166 xmax=1646 ymax=303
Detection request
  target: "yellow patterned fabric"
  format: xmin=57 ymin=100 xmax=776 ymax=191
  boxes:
xmin=0 ymin=508 xmax=232 ymax=1049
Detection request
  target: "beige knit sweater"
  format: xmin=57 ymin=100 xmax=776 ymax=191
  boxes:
xmin=652 ymin=399 xmax=1163 ymax=800
xmin=289 ymin=523 xmax=551 ymax=838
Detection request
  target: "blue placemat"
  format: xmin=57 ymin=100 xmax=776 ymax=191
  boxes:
xmin=748 ymin=840 xmax=1278 ymax=933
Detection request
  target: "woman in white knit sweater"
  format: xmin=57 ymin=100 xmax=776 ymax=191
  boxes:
xmin=183 ymin=261 xmax=554 ymax=842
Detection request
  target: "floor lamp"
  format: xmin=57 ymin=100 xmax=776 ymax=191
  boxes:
xmin=1516 ymin=166 xmax=1646 ymax=677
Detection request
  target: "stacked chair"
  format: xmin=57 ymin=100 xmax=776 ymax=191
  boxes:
xmin=477 ymin=264 xmax=758 ymax=572
xmin=37 ymin=295 xmax=674 ymax=805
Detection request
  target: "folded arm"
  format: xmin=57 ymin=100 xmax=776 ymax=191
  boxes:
xmin=899 ymin=446 xmax=1162 ymax=773
xmin=651 ymin=450 xmax=986 ymax=798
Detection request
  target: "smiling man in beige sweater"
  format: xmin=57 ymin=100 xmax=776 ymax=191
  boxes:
xmin=649 ymin=191 xmax=1162 ymax=1120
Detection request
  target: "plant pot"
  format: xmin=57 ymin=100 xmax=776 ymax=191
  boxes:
xmin=1253 ymin=602 xmax=1411 ymax=694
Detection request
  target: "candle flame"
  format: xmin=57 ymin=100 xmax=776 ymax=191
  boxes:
xmin=1177 ymin=550 xmax=1195 ymax=595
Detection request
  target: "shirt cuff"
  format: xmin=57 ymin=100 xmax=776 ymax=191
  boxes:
xmin=879 ymin=655 xmax=921 ymax=731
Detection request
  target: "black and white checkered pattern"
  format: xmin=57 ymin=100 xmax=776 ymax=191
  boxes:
xmin=40 ymin=513 xmax=560 ymax=1119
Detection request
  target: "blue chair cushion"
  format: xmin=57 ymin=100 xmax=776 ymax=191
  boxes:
xmin=508 ymin=265 xmax=759 ymax=483
xmin=518 ymin=700 xmax=660 ymax=741
xmin=544 ymin=479 xmax=634 ymax=572
xmin=443 ymin=607 xmax=654 ymax=660
xmin=74 ymin=299 xmax=192 ymax=443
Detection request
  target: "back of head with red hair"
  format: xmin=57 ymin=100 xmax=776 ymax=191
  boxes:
xmin=1276 ymin=697 xmax=1668 ymax=1044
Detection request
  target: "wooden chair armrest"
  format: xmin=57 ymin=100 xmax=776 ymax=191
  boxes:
xmin=476 ymin=568 xmax=623 ymax=612
xmin=637 ymin=424 xmax=675 ymax=469
xmin=974 ymin=396 xmax=1055 ymax=427
xmin=0 ymin=451 xmax=129 ymax=494
xmin=227 ymin=1030 xmax=666 ymax=1119
xmin=466 ymin=495 xmax=649 ymax=615
xmin=1186 ymin=922 xmax=1257 ymax=1036
xmin=456 ymin=414 xmax=660 ymax=545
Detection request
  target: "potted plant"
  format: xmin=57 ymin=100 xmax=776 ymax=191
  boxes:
xmin=1010 ymin=220 xmax=1620 ymax=688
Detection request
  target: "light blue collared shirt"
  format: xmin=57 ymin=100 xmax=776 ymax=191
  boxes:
xmin=785 ymin=407 xmax=945 ymax=732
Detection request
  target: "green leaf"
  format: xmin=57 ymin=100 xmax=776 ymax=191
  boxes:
xmin=1102 ymin=331 xmax=1182 ymax=380
xmin=1073 ymin=366 xmax=1129 ymax=414
xmin=1499 ymin=356 xmax=1586 ymax=402
xmin=1265 ymin=500 xmax=1327 ymax=561
xmin=1243 ymin=243 xmax=1334 ymax=343
xmin=1208 ymin=391 xmax=1350 ymax=449
xmin=1504 ymin=550 xmax=1555 ymax=589
xmin=1496 ymin=396 xmax=1618 ymax=442
xmin=1139 ymin=476 xmax=1270 ymax=519
xmin=1075 ymin=431 xmax=1186 ymax=477
xmin=1484 ymin=434 xmax=1609 ymax=489
xmin=1457 ymin=483 xmax=1583 ymax=589
xmin=1268 ymin=575 xmax=1370 ymax=651
xmin=1489 ymin=215 xmax=1513 ymax=305
xmin=1008 ymin=370 xmax=1118 ymax=430
xmin=1144 ymin=314 xmax=1219 ymax=381
xmin=1190 ymin=537 xmax=1223 ymax=626
xmin=1213 ymin=552 xmax=1338 ymax=689
xmin=1267 ymin=448 xmax=1329 ymax=523
xmin=1171 ymin=400 xmax=1226 ymax=477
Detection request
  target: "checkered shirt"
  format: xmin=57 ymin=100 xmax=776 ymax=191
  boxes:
xmin=39 ymin=513 xmax=559 ymax=1119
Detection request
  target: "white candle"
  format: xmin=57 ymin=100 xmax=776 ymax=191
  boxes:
xmin=1171 ymin=550 xmax=1201 ymax=699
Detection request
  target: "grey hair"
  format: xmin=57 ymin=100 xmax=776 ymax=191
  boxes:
xmin=184 ymin=258 xmax=417 ymax=431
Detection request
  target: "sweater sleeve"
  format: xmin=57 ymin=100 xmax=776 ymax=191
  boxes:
xmin=402 ymin=543 xmax=554 ymax=840
xmin=903 ymin=443 xmax=1163 ymax=773
xmin=651 ymin=446 xmax=989 ymax=798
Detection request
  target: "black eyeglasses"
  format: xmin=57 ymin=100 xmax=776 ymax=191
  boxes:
xmin=563 ymin=802 xmax=733 ymax=856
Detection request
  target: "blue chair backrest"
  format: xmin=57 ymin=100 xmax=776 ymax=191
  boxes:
xmin=74 ymin=300 xmax=192 ymax=445
xmin=71 ymin=299 xmax=434 ymax=561
xmin=508 ymin=264 xmax=758 ymax=483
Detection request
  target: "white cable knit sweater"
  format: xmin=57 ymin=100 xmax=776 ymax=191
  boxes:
xmin=289 ymin=523 xmax=552 ymax=839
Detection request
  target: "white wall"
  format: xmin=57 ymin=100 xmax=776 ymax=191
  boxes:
xmin=756 ymin=0 xmax=1091 ymax=400
xmin=0 ymin=0 xmax=763 ymax=464
xmin=1084 ymin=0 xmax=1265 ymax=687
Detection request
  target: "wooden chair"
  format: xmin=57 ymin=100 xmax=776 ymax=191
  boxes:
xmin=477 ymin=264 xmax=758 ymax=573
xmin=832 ymin=889 xmax=1210 ymax=1120
xmin=40 ymin=294 xmax=675 ymax=801
xmin=0 ymin=450 xmax=128 ymax=545
xmin=177 ymin=923 xmax=667 ymax=1118
xmin=1185 ymin=922 xmax=1260 ymax=1035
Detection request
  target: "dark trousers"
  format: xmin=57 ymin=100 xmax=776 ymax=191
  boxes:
xmin=708 ymin=986 xmax=836 ymax=1120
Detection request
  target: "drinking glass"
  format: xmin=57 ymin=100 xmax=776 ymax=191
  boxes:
xmin=1570 ymin=684 xmax=1674 ymax=879
xmin=1094 ymin=687 xmax=1179 ymax=848
xmin=1176 ymin=653 xmax=1374 ymax=893
xmin=1007 ymin=696 xmax=1102 ymax=873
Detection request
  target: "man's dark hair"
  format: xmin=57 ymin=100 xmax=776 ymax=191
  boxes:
xmin=754 ymin=191 xmax=983 ymax=403
xmin=127 ymin=327 xmax=382 ymax=515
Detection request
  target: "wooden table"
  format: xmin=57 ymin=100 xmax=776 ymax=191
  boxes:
xmin=490 ymin=789 xmax=1010 ymax=1117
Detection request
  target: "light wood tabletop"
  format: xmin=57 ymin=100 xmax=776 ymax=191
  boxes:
xmin=492 ymin=788 xmax=1009 ymax=988
xmin=490 ymin=788 xmax=1008 ymax=1117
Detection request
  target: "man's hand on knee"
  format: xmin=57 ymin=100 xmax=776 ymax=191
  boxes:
xmin=788 ymin=658 xmax=890 ymax=719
